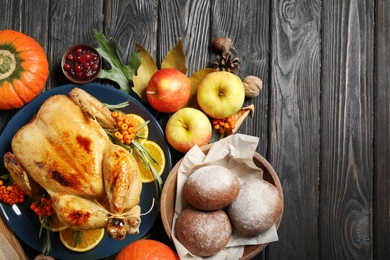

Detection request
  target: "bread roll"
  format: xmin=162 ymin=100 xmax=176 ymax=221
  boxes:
xmin=184 ymin=165 xmax=240 ymax=210
xmin=228 ymin=179 xmax=282 ymax=236
xmin=175 ymin=206 xmax=232 ymax=257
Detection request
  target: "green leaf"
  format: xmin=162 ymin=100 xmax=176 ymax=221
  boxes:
xmin=93 ymin=29 xmax=142 ymax=98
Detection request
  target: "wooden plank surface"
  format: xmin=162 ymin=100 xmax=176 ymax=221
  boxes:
xmin=269 ymin=0 xmax=321 ymax=258
xmin=375 ymin=0 xmax=390 ymax=259
xmin=321 ymin=0 xmax=373 ymax=258
xmin=0 ymin=0 xmax=389 ymax=259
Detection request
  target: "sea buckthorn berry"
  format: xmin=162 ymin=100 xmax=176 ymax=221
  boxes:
xmin=31 ymin=197 xmax=53 ymax=217
xmin=120 ymin=123 xmax=129 ymax=131
xmin=0 ymin=182 xmax=26 ymax=206
xmin=117 ymin=113 xmax=124 ymax=121
xmin=112 ymin=111 xmax=119 ymax=118
xmin=211 ymin=116 xmax=236 ymax=135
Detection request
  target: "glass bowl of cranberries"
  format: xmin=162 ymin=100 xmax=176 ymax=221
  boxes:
xmin=61 ymin=44 xmax=101 ymax=84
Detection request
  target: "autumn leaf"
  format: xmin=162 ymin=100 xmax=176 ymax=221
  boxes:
xmin=131 ymin=39 xmax=187 ymax=102
xmin=186 ymin=68 xmax=217 ymax=109
xmin=93 ymin=29 xmax=142 ymax=99
xmin=226 ymin=105 xmax=255 ymax=135
xmin=161 ymin=39 xmax=187 ymax=74
xmin=133 ymin=44 xmax=158 ymax=102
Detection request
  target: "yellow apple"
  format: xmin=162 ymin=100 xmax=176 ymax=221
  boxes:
xmin=197 ymin=71 xmax=245 ymax=119
xmin=165 ymin=108 xmax=212 ymax=153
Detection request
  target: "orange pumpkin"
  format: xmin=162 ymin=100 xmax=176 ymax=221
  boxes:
xmin=115 ymin=239 xmax=179 ymax=260
xmin=0 ymin=29 xmax=49 ymax=110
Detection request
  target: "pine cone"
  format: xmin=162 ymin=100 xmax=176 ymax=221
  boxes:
xmin=213 ymin=51 xmax=240 ymax=74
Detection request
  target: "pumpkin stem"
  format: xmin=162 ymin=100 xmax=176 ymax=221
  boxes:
xmin=0 ymin=50 xmax=17 ymax=80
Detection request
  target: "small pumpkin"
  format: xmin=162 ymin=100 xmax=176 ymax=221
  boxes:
xmin=0 ymin=30 xmax=49 ymax=110
xmin=115 ymin=239 xmax=179 ymax=260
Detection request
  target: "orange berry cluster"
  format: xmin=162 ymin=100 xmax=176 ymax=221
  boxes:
xmin=111 ymin=111 xmax=138 ymax=144
xmin=0 ymin=179 xmax=25 ymax=206
xmin=30 ymin=197 xmax=54 ymax=217
xmin=212 ymin=116 xmax=236 ymax=134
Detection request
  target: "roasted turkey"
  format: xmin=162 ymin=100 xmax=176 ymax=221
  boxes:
xmin=3 ymin=88 xmax=142 ymax=240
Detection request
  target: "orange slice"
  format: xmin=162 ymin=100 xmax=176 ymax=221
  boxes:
xmin=128 ymin=114 xmax=149 ymax=143
xmin=135 ymin=140 xmax=165 ymax=183
xmin=59 ymin=228 xmax=105 ymax=252
xmin=39 ymin=214 xmax=67 ymax=232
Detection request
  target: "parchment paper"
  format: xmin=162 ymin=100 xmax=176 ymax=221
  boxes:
xmin=0 ymin=232 xmax=21 ymax=260
xmin=171 ymin=134 xmax=279 ymax=260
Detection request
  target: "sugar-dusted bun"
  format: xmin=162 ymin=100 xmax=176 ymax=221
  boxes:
xmin=228 ymin=179 xmax=283 ymax=236
xmin=184 ymin=165 xmax=240 ymax=210
xmin=175 ymin=206 xmax=232 ymax=257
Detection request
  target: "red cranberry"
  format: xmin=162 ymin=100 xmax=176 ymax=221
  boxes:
xmin=64 ymin=45 xmax=100 ymax=81
xmin=76 ymin=71 xmax=84 ymax=78
xmin=74 ymin=64 xmax=83 ymax=72
xmin=91 ymin=63 xmax=99 ymax=71
xmin=63 ymin=63 xmax=71 ymax=71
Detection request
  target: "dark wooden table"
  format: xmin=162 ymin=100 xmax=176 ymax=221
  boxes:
xmin=1 ymin=0 xmax=389 ymax=259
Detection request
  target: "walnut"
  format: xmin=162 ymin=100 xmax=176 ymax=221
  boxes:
xmin=242 ymin=76 xmax=262 ymax=98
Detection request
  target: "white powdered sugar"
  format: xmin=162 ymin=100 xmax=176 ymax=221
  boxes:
xmin=228 ymin=179 xmax=282 ymax=235
xmin=175 ymin=207 xmax=232 ymax=257
xmin=184 ymin=165 xmax=240 ymax=210
xmin=189 ymin=165 xmax=236 ymax=192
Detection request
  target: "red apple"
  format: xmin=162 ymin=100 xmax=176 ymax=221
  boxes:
xmin=165 ymin=108 xmax=212 ymax=153
xmin=146 ymin=68 xmax=191 ymax=113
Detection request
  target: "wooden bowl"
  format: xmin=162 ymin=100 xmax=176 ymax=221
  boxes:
xmin=160 ymin=144 xmax=284 ymax=259
xmin=61 ymin=44 xmax=102 ymax=84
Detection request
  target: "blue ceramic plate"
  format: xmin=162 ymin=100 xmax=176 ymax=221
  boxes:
xmin=0 ymin=83 xmax=172 ymax=259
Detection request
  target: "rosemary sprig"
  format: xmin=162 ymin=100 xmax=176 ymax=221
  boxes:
xmin=132 ymin=140 xmax=163 ymax=196
xmin=39 ymin=216 xmax=52 ymax=255
xmin=0 ymin=173 xmax=10 ymax=180
xmin=104 ymin=101 xmax=130 ymax=110
xmin=74 ymin=230 xmax=84 ymax=247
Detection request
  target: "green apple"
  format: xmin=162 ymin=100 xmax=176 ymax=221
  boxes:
xmin=197 ymin=71 xmax=245 ymax=119
xmin=146 ymin=68 xmax=191 ymax=113
xmin=165 ymin=108 xmax=212 ymax=153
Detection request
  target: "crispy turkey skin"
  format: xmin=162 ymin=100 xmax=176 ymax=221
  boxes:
xmin=4 ymin=88 xmax=142 ymax=240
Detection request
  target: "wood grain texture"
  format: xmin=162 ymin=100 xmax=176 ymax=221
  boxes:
xmin=269 ymin=0 xmax=320 ymax=258
xmin=211 ymin=0 xmax=270 ymax=157
xmin=104 ymin=0 xmax=158 ymax=64
xmin=321 ymin=0 xmax=373 ymax=259
xmin=158 ymin=0 xmax=210 ymax=75
xmin=375 ymin=0 xmax=390 ymax=259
